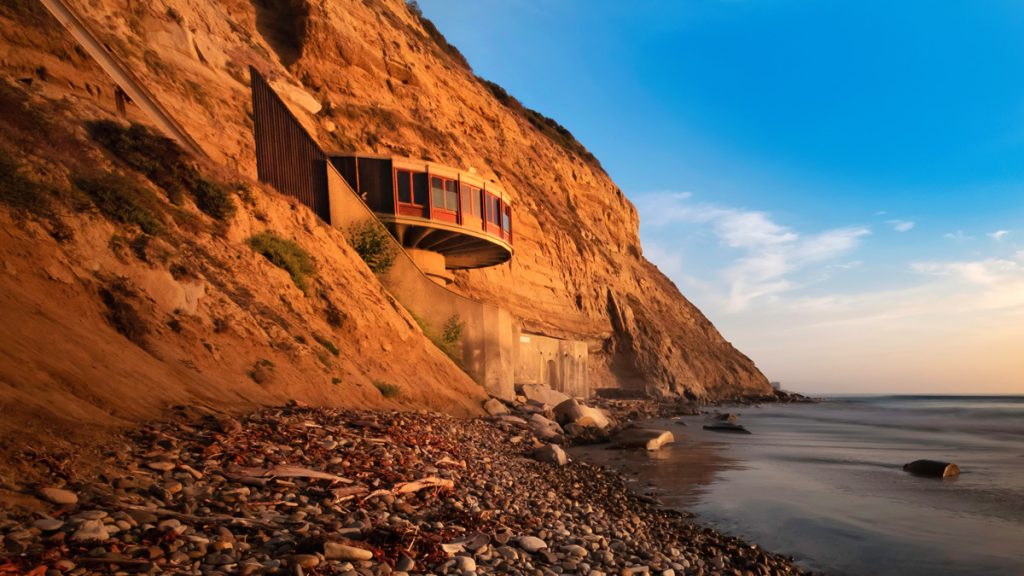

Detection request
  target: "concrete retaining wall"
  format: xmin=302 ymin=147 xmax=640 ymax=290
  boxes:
xmin=514 ymin=332 xmax=589 ymax=398
xmin=327 ymin=165 xmax=516 ymax=399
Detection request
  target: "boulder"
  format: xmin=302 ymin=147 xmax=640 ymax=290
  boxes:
xmin=496 ymin=414 xmax=528 ymax=427
xmin=531 ymin=444 xmax=568 ymax=466
xmin=520 ymin=384 xmax=571 ymax=408
xmin=903 ymin=459 xmax=961 ymax=478
xmin=483 ymin=398 xmax=509 ymax=416
xmin=37 ymin=487 xmax=78 ymax=506
xmin=614 ymin=429 xmax=675 ymax=451
xmin=528 ymin=413 xmax=564 ymax=440
xmin=703 ymin=422 xmax=751 ymax=434
xmin=553 ymin=398 xmax=611 ymax=429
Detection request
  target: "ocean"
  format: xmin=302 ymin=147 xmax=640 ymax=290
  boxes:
xmin=573 ymin=396 xmax=1024 ymax=575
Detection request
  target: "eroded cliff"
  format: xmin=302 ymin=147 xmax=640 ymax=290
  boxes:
xmin=0 ymin=0 xmax=769 ymax=425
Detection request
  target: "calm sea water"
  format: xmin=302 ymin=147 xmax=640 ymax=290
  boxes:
xmin=573 ymin=396 xmax=1024 ymax=575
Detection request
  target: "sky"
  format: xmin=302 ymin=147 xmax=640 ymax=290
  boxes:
xmin=418 ymin=0 xmax=1024 ymax=395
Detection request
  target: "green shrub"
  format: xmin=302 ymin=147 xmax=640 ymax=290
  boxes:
xmin=99 ymin=281 xmax=149 ymax=346
xmin=191 ymin=178 xmax=236 ymax=220
xmin=409 ymin=311 xmax=463 ymax=367
xmin=0 ymin=147 xmax=51 ymax=216
xmin=73 ymin=173 xmax=163 ymax=235
xmin=313 ymin=333 xmax=340 ymax=356
xmin=347 ymin=220 xmax=395 ymax=273
xmin=247 ymin=231 xmax=316 ymax=292
xmin=442 ymin=314 xmax=464 ymax=346
xmin=85 ymin=120 xmax=235 ymax=219
xmin=373 ymin=380 xmax=401 ymax=398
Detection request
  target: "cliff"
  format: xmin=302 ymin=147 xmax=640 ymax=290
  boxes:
xmin=0 ymin=0 xmax=769 ymax=461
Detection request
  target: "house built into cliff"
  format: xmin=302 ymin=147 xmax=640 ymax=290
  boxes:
xmin=250 ymin=67 xmax=586 ymax=400
xmin=330 ymin=154 xmax=513 ymax=284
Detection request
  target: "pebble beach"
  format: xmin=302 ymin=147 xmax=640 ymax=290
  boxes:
xmin=0 ymin=400 xmax=806 ymax=575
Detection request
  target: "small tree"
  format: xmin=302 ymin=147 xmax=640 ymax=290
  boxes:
xmin=347 ymin=220 xmax=396 ymax=273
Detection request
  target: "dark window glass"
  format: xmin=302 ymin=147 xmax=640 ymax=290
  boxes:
xmin=396 ymin=170 xmax=412 ymax=204
xmin=493 ymin=197 xmax=501 ymax=224
xmin=412 ymin=173 xmax=428 ymax=205
xmin=431 ymin=177 xmax=445 ymax=208
xmin=445 ymin=180 xmax=458 ymax=211
xmin=472 ymin=188 xmax=481 ymax=217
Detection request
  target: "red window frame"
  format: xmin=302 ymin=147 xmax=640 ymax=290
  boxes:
xmin=394 ymin=169 xmax=427 ymax=206
xmin=430 ymin=176 xmax=460 ymax=213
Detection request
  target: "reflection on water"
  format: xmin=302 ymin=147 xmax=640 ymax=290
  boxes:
xmin=571 ymin=397 xmax=1024 ymax=576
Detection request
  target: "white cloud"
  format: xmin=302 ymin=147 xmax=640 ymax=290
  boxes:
xmin=988 ymin=230 xmax=1010 ymax=241
xmin=637 ymin=192 xmax=870 ymax=312
xmin=886 ymin=219 xmax=915 ymax=232
xmin=944 ymin=230 xmax=975 ymax=241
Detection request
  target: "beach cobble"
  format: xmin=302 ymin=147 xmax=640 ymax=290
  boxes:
xmin=0 ymin=403 xmax=807 ymax=575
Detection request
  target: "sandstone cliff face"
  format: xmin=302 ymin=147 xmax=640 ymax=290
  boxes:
xmin=0 ymin=0 xmax=769 ymax=399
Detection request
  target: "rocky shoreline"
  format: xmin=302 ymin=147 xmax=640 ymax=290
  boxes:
xmin=0 ymin=399 xmax=808 ymax=575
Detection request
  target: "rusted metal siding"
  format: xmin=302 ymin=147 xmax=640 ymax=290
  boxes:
xmin=249 ymin=67 xmax=331 ymax=223
xmin=358 ymin=157 xmax=393 ymax=213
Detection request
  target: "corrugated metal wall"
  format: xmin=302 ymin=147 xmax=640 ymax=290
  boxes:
xmin=249 ymin=66 xmax=331 ymax=223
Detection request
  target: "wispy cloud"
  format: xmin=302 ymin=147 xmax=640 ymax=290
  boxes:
xmin=987 ymin=230 xmax=1010 ymax=241
xmin=638 ymin=192 xmax=870 ymax=311
xmin=944 ymin=230 xmax=974 ymax=241
xmin=886 ymin=219 xmax=915 ymax=232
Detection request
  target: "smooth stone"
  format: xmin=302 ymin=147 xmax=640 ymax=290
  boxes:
xmin=126 ymin=509 xmax=158 ymax=524
xmin=325 ymin=542 xmax=374 ymax=561
xmin=38 ymin=487 xmax=78 ymax=506
xmin=517 ymin=536 xmax=548 ymax=553
xmin=455 ymin=556 xmax=476 ymax=572
xmin=531 ymin=444 xmax=568 ymax=466
xmin=702 ymin=422 xmax=751 ymax=434
xmin=71 ymin=520 xmax=109 ymax=542
xmin=614 ymin=429 xmax=675 ymax=451
xmin=483 ymin=398 xmax=509 ymax=416
xmin=903 ymin=459 xmax=961 ymax=478
xmin=520 ymin=384 xmax=571 ymax=408
xmin=148 ymin=461 xmax=176 ymax=472
xmin=290 ymin=554 xmax=320 ymax=568
xmin=553 ymin=399 xmax=610 ymax=429
xmin=396 ymin=556 xmax=415 ymax=572
xmin=33 ymin=518 xmax=64 ymax=531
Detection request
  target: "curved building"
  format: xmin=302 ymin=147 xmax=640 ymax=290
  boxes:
xmin=330 ymin=154 xmax=513 ymax=284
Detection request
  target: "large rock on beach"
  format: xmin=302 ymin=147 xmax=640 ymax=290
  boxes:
xmin=528 ymin=413 xmax=564 ymax=440
xmin=483 ymin=398 xmax=509 ymax=416
xmin=615 ymin=429 xmax=675 ymax=451
xmin=703 ymin=421 xmax=751 ymax=434
xmin=520 ymin=384 xmax=571 ymax=408
xmin=554 ymin=398 xmax=611 ymax=429
xmin=903 ymin=459 xmax=961 ymax=478
xmin=532 ymin=444 xmax=568 ymax=466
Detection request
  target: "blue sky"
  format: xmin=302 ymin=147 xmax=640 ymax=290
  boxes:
xmin=419 ymin=0 xmax=1024 ymax=394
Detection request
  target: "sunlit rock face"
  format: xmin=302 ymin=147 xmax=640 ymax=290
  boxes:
xmin=4 ymin=0 xmax=770 ymax=399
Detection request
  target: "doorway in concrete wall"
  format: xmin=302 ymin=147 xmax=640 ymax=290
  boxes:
xmin=547 ymin=360 xmax=558 ymax=392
